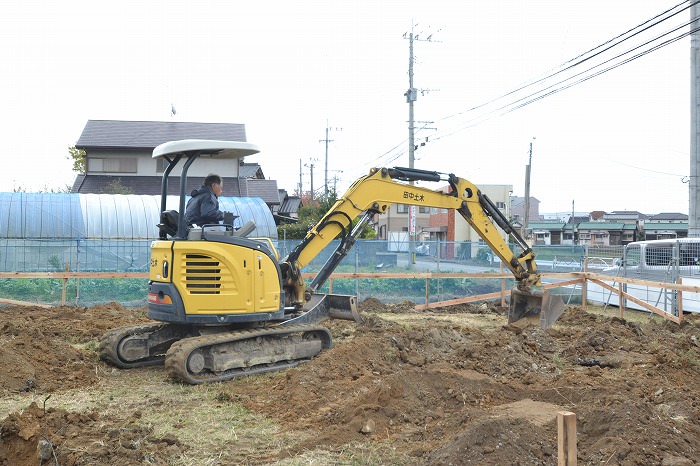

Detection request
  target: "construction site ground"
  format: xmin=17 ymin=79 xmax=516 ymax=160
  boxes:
xmin=1 ymin=299 xmax=699 ymax=465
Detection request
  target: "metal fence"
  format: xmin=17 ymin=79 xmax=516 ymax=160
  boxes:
xmin=0 ymin=238 xmax=623 ymax=274
xmin=585 ymin=239 xmax=700 ymax=316
xmin=6 ymin=236 xmax=697 ymax=320
xmin=1 ymin=238 xmax=625 ymax=307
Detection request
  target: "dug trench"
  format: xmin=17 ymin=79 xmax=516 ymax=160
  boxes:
xmin=0 ymin=299 xmax=699 ymax=465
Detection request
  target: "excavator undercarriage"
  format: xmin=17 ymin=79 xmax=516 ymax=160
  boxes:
xmin=99 ymin=293 xmax=358 ymax=384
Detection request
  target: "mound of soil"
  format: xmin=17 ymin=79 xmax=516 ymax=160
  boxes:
xmin=1 ymin=299 xmax=699 ymax=465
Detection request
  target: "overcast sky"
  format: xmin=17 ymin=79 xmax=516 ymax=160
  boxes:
xmin=0 ymin=1 xmax=692 ymax=215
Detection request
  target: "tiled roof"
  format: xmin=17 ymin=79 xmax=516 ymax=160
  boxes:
xmin=529 ymin=222 xmax=565 ymax=231
xmin=76 ymin=120 xmax=247 ymax=149
xmin=578 ymin=222 xmax=627 ymax=230
xmin=245 ymin=179 xmax=281 ymax=205
xmin=648 ymin=212 xmax=689 ymax=221
xmin=644 ymin=222 xmax=688 ymax=231
xmin=280 ymin=196 xmax=301 ymax=215
xmin=239 ymin=163 xmax=264 ymax=179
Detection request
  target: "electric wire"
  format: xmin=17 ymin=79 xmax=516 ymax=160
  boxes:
xmin=440 ymin=0 xmax=696 ymax=122
xmin=367 ymin=0 xmax=696 ymax=169
xmin=434 ymin=19 xmax=698 ymax=141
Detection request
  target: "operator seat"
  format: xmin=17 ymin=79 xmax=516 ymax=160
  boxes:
xmin=157 ymin=210 xmax=179 ymax=239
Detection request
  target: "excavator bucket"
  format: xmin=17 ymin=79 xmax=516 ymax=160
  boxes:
xmin=508 ymin=288 xmax=565 ymax=329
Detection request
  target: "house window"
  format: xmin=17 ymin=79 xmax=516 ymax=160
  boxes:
xmin=156 ymin=158 xmax=169 ymax=174
xmin=88 ymin=157 xmax=137 ymax=173
xmin=495 ymin=201 xmax=506 ymax=209
xmin=397 ymin=204 xmax=428 ymax=214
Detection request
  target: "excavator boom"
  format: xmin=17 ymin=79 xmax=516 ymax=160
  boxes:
xmin=282 ymin=166 xmax=565 ymax=328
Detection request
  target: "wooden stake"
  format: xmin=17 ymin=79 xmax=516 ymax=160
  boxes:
xmin=678 ymin=277 xmax=684 ymax=323
xmin=581 ymin=259 xmax=587 ymax=309
xmin=425 ymin=277 xmax=430 ymax=306
xmin=557 ymin=411 xmax=577 ymax=466
xmin=62 ymin=264 xmax=69 ymax=306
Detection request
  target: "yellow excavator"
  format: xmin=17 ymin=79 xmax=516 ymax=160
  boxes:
xmin=99 ymin=139 xmax=565 ymax=384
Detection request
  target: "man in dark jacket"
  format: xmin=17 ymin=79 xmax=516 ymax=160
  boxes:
xmin=184 ymin=174 xmax=225 ymax=227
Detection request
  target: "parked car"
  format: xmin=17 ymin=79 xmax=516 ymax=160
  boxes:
xmin=416 ymin=243 xmax=429 ymax=255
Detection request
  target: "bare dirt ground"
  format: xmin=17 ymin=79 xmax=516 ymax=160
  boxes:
xmin=0 ymin=299 xmax=699 ymax=465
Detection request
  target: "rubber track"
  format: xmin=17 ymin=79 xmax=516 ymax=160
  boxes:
xmin=98 ymin=322 xmax=169 ymax=368
xmin=164 ymin=324 xmax=332 ymax=384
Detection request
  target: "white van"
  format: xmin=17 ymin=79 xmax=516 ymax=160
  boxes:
xmin=588 ymin=238 xmax=700 ymax=315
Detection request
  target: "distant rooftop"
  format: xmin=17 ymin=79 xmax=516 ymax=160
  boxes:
xmin=76 ymin=120 xmax=247 ymax=150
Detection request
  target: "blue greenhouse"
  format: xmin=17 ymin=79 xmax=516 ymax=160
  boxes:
xmin=0 ymin=193 xmax=278 ymax=273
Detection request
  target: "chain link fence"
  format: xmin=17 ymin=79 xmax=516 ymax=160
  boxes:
xmin=586 ymin=239 xmax=700 ymax=316
xmin=0 ymin=237 xmax=648 ymax=309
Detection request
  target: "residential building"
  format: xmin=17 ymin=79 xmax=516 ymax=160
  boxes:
xmin=576 ymin=222 xmax=637 ymax=246
xmin=602 ymin=210 xmax=647 ymax=224
xmin=71 ymin=119 xmax=285 ymax=217
xmin=374 ymin=203 xmax=432 ymax=241
xmin=642 ymin=212 xmax=689 ymax=240
xmin=647 ymin=212 xmax=689 ymax=224
xmin=510 ymin=195 xmax=540 ymax=225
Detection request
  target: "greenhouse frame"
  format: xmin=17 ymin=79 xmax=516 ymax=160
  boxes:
xmin=0 ymin=192 xmax=278 ymax=273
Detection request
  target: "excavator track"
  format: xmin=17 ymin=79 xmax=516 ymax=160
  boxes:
xmin=99 ymin=322 xmax=198 ymax=369
xmin=164 ymin=324 xmax=332 ymax=384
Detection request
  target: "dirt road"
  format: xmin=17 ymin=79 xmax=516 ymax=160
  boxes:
xmin=1 ymin=300 xmax=698 ymax=465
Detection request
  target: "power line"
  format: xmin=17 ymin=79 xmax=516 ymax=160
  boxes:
xmin=441 ymin=0 xmax=696 ymax=122
xmin=428 ymin=4 xmax=697 ymax=143
xmin=434 ymin=20 xmax=698 ymax=141
xmin=364 ymin=2 xmax=696 ymax=167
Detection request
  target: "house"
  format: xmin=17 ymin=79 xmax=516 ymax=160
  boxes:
xmin=647 ymin=212 xmax=689 ymax=223
xmin=529 ymin=219 xmax=639 ymax=246
xmin=275 ymin=189 xmax=302 ymax=224
xmin=602 ymin=210 xmax=647 ymax=224
xmin=510 ymin=195 xmax=540 ymax=225
xmin=422 ymin=184 xmax=512 ymax=259
xmin=576 ymin=222 xmax=637 ymax=246
xmin=374 ymin=203 xmax=432 ymax=241
xmin=528 ymin=221 xmax=566 ymax=245
xmin=71 ymin=119 xmax=287 ymax=218
xmin=642 ymin=212 xmax=689 ymax=239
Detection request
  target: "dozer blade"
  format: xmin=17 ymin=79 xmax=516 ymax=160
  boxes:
xmin=508 ymin=288 xmax=565 ymax=329
xmin=281 ymin=293 xmax=362 ymax=326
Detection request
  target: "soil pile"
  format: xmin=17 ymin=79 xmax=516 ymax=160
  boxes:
xmin=1 ymin=300 xmax=699 ymax=465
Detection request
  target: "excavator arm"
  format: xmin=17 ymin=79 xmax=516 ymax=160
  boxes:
xmin=281 ymin=167 xmax=565 ymax=328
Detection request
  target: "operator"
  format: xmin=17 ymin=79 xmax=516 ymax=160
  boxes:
xmin=184 ymin=174 xmax=225 ymax=227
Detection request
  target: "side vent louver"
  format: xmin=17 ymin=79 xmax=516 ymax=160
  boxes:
xmin=184 ymin=254 xmax=222 ymax=294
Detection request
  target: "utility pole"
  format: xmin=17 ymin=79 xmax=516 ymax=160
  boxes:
xmin=305 ymin=161 xmax=316 ymax=201
xmin=523 ymin=138 xmax=534 ymax=241
xmin=319 ymin=121 xmax=341 ymax=197
xmin=403 ymin=23 xmax=438 ymax=264
xmin=298 ymin=159 xmax=303 ymax=197
xmin=572 ymin=199 xmax=577 ymax=244
xmin=690 ymin=3 xmax=700 ymax=236
xmin=406 ymin=30 xmax=417 ymax=263
xmin=309 ymin=163 xmax=314 ymax=200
